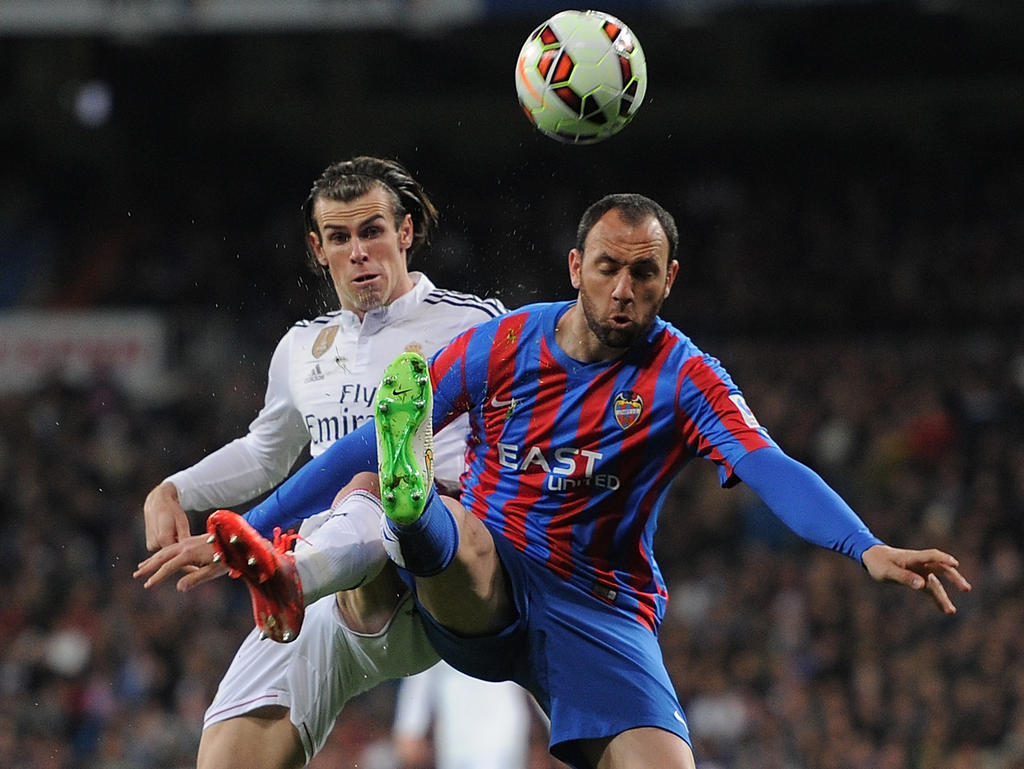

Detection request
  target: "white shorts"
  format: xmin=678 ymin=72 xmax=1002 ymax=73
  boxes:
xmin=203 ymin=589 xmax=439 ymax=761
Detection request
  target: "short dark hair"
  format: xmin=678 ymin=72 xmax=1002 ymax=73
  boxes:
xmin=575 ymin=193 xmax=679 ymax=262
xmin=302 ymin=156 xmax=440 ymax=269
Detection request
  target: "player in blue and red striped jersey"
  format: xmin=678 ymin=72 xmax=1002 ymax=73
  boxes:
xmin=206 ymin=193 xmax=971 ymax=769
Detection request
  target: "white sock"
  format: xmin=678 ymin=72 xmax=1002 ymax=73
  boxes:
xmin=293 ymin=489 xmax=388 ymax=604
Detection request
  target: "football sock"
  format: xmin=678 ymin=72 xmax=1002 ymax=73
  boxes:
xmin=383 ymin=488 xmax=459 ymax=577
xmin=294 ymin=489 xmax=388 ymax=604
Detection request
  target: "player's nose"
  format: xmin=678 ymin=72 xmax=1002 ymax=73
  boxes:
xmin=612 ymin=273 xmax=634 ymax=302
xmin=349 ymin=237 xmax=369 ymax=262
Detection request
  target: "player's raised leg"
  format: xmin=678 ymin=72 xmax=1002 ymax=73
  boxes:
xmin=375 ymin=352 xmax=513 ymax=636
xmin=208 ymin=512 xmax=305 ymax=643
xmin=207 ymin=472 xmax=389 ymax=642
xmin=375 ymin=351 xmax=435 ymax=524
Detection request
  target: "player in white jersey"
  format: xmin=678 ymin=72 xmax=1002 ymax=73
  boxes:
xmin=160 ymin=274 xmax=488 ymax=516
xmin=393 ymin=660 xmax=537 ymax=769
xmin=135 ymin=157 xmax=526 ymax=769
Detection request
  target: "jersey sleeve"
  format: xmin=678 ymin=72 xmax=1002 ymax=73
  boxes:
xmin=677 ymin=353 xmax=777 ymax=486
xmin=167 ymin=332 xmax=310 ymax=512
xmin=243 ymin=419 xmax=377 ymax=537
xmin=425 ymin=296 xmax=507 ymax=487
xmin=427 ymin=320 xmax=494 ymax=432
xmin=733 ymin=446 xmax=884 ymax=562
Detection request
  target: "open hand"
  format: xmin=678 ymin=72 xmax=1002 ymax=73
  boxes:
xmin=861 ymin=544 xmax=972 ymax=614
xmin=134 ymin=533 xmax=227 ymax=592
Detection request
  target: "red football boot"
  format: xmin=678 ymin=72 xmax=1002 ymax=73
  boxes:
xmin=206 ymin=510 xmax=304 ymax=643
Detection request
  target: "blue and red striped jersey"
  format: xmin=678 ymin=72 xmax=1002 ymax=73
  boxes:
xmin=429 ymin=301 xmax=777 ymax=631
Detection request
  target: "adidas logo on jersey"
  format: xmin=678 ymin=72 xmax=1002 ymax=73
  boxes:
xmin=304 ymin=364 xmax=325 ymax=383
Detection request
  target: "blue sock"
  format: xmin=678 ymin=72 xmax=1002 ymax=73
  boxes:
xmin=384 ymin=489 xmax=459 ymax=577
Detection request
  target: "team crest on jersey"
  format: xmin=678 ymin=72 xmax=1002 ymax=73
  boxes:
xmin=311 ymin=326 xmax=339 ymax=358
xmin=613 ymin=391 xmax=644 ymax=430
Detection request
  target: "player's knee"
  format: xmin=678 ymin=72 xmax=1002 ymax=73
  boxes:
xmin=334 ymin=472 xmax=381 ymax=506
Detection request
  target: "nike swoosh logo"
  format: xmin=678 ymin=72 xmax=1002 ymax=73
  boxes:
xmin=393 ymin=387 xmax=411 ymax=397
xmin=490 ymin=395 xmax=515 ymax=408
xmin=673 ymin=710 xmax=688 ymax=725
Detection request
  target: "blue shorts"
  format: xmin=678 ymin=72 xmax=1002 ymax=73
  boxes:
xmin=409 ymin=532 xmax=691 ymax=769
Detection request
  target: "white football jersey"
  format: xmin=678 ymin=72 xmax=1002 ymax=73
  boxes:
xmin=168 ymin=273 xmax=505 ymax=512
xmin=394 ymin=661 xmax=534 ymax=769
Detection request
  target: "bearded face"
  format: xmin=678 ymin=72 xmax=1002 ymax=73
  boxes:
xmin=570 ymin=209 xmax=678 ymax=353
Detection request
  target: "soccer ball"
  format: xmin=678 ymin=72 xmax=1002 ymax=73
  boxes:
xmin=514 ymin=9 xmax=647 ymax=145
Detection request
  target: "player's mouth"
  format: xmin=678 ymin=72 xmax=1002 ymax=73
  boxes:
xmin=352 ymin=273 xmax=380 ymax=285
xmin=608 ymin=312 xmax=634 ymax=327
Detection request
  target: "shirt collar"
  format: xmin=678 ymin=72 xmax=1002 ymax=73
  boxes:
xmin=337 ymin=272 xmax=434 ymax=336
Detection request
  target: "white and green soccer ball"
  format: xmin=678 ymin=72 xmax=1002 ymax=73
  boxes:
xmin=514 ymin=9 xmax=648 ymax=145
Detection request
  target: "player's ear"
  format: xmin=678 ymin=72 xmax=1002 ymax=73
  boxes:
xmin=663 ymin=259 xmax=679 ymax=298
xmin=398 ymin=214 xmax=414 ymax=250
xmin=309 ymin=231 xmax=328 ymax=266
xmin=568 ymin=248 xmax=583 ymax=289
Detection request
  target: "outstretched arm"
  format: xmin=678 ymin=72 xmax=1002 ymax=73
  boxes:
xmin=243 ymin=419 xmax=377 ymax=537
xmin=733 ymin=446 xmax=971 ymax=613
xmin=733 ymin=446 xmax=882 ymax=560
xmin=136 ymin=421 xmax=379 ymax=590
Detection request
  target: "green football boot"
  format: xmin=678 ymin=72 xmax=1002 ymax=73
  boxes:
xmin=375 ymin=351 xmax=435 ymax=525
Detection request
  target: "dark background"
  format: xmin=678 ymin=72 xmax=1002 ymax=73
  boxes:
xmin=2 ymin=2 xmax=1023 ymax=767
xmin=5 ymin=0 xmax=1023 ymax=339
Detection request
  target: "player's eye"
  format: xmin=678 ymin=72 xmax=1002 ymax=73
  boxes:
xmin=630 ymin=261 xmax=660 ymax=280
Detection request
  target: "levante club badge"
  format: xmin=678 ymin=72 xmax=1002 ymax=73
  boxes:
xmin=613 ymin=391 xmax=643 ymax=430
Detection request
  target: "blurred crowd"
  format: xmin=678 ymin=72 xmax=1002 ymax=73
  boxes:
xmin=1 ymin=144 xmax=1023 ymax=769
xmin=658 ymin=333 xmax=1024 ymax=769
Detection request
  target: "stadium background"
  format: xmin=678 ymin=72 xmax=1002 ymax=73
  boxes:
xmin=1 ymin=1 xmax=1023 ymax=767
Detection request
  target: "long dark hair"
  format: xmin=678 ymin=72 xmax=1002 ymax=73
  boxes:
xmin=302 ymin=156 xmax=440 ymax=270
